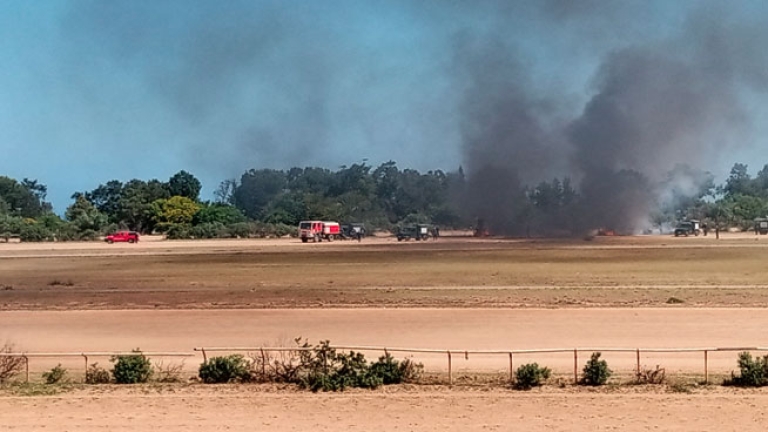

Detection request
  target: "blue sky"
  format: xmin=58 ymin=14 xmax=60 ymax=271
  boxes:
xmin=1 ymin=0 xmax=767 ymax=212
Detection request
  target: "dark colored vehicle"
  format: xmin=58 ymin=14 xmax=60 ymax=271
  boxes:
xmin=674 ymin=220 xmax=701 ymax=237
xmin=105 ymin=231 xmax=140 ymax=244
xmin=341 ymin=223 xmax=366 ymax=240
xmin=755 ymin=218 xmax=768 ymax=235
xmin=396 ymin=224 xmax=432 ymax=241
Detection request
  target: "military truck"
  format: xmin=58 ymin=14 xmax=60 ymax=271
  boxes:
xmin=396 ymin=224 xmax=432 ymax=241
xmin=341 ymin=223 xmax=366 ymax=240
xmin=674 ymin=220 xmax=701 ymax=237
xmin=755 ymin=218 xmax=768 ymax=235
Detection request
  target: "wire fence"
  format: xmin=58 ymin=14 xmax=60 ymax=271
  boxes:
xmin=194 ymin=345 xmax=768 ymax=384
xmin=3 ymin=345 xmax=768 ymax=384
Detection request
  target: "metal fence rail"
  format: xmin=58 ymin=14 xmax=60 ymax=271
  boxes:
xmin=0 ymin=352 xmax=194 ymax=382
xmin=4 ymin=346 xmax=768 ymax=384
xmin=193 ymin=345 xmax=768 ymax=385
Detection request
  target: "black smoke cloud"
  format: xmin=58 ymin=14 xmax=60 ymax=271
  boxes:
xmin=457 ymin=4 xmax=768 ymax=234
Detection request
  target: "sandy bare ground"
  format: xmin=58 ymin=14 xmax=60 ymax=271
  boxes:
xmin=2 ymin=308 xmax=766 ymax=376
xmin=4 ymin=386 xmax=768 ymax=432
xmin=4 ymin=234 xmax=768 ymax=310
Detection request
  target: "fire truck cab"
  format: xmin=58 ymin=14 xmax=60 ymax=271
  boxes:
xmin=298 ymin=221 xmax=341 ymax=243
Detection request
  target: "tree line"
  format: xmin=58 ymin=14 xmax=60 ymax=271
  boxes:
xmin=2 ymin=161 xmax=768 ymax=241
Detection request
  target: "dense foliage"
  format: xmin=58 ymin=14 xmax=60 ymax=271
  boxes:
xmin=4 ymin=161 xmax=768 ymax=241
xmin=579 ymin=352 xmax=612 ymax=386
xmin=111 ymin=350 xmax=152 ymax=384
xmin=724 ymin=352 xmax=768 ymax=387
xmin=198 ymin=355 xmax=252 ymax=384
xmin=514 ymin=363 xmax=551 ymax=390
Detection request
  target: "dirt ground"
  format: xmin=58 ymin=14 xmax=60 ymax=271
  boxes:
xmin=3 ymin=234 xmax=768 ymax=310
xmin=3 ymin=234 xmax=768 ymax=430
xmin=4 ymin=385 xmax=768 ymax=432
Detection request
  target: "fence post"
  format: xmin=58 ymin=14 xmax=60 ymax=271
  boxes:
xmin=82 ymin=354 xmax=88 ymax=381
xmin=636 ymin=349 xmax=641 ymax=376
xmin=573 ymin=350 xmax=578 ymax=384
xmin=260 ymin=348 xmax=267 ymax=378
xmin=201 ymin=348 xmax=207 ymax=363
xmin=447 ymin=351 xmax=452 ymax=385
xmin=508 ymin=352 xmax=514 ymax=382
xmin=704 ymin=350 xmax=708 ymax=384
xmin=23 ymin=355 xmax=29 ymax=383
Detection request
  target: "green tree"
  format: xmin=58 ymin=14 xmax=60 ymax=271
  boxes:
xmin=232 ymin=169 xmax=287 ymax=219
xmin=66 ymin=195 xmax=108 ymax=238
xmin=82 ymin=180 xmax=124 ymax=222
xmin=118 ymin=179 xmax=171 ymax=232
xmin=0 ymin=176 xmax=51 ymax=217
xmin=151 ymin=196 xmax=201 ymax=226
xmin=167 ymin=170 xmax=202 ymax=201
xmin=193 ymin=203 xmax=247 ymax=225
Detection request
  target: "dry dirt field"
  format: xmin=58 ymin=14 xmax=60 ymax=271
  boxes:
xmin=3 ymin=233 xmax=768 ymax=430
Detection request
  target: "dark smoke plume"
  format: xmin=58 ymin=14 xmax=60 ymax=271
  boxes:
xmin=458 ymin=5 xmax=768 ymax=235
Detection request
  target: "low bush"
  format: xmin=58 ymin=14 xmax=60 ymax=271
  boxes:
xmin=636 ymin=365 xmax=666 ymax=385
xmin=85 ymin=363 xmax=111 ymax=384
xmin=152 ymin=360 xmax=185 ymax=383
xmin=199 ymin=355 xmax=251 ymax=383
xmin=580 ymin=352 xmax=612 ymax=386
xmin=368 ymin=354 xmax=423 ymax=385
xmin=203 ymin=340 xmax=423 ymax=391
xmin=514 ymin=363 xmax=551 ymax=390
xmin=42 ymin=364 xmax=68 ymax=384
xmin=724 ymin=352 xmax=768 ymax=387
xmin=111 ymin=350 xmax=152 ymax=384
xmin=0 ymin=343 xmax=24 ymax=383
xmin=300 ymin=346 xmax=382 ymax=392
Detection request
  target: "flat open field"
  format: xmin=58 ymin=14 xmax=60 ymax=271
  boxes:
xmin=2 ymin=233 xmax=768 ymax=310
xmin=3 ymin=234 xmax=768 ymax=431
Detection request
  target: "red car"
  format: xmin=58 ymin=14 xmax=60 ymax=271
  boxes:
xmin=105 ymin=231 xmax=140 ymax=244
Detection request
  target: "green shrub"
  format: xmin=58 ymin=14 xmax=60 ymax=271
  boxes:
xmin=223 ymin=222 xmax=250 ymax=238
xmin=580 ymin=352 xmax=612 ymax=386
xmin=42 ymin=364 xmax=68 ymax=384
xmin=111 ymin=350 xmax=152 ymax=384
xmin=85 ymin=363 xmax=111 ymax=384
xmin=514 ymin=363 xmax=551 ymax=390
xmin=368 ymin=354 xmax=423 ymax=385
xmin=199 ymin=355 xmax=251 ymax=383
xmin=165 ymin=224 xmax=192 ymax=239
xmin=189 ymin=222 xmax=225 ymax=239
xmin=725 ymin=352 xmax=768 ymax=387
xmin=301 ymin=349 xmax=382 ymax=392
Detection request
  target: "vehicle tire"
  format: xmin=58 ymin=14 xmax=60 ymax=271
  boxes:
xmin=301 ymin=238 xmax=308 ymax=243
xmin=128 ymin=239 xmax=135 ymax=244
xmin=314 ymin=235 xmax=319 ymax=243
xmin=397 ymin=237 xmax=403 ymax=242
xmin=107 ymin=239 xmax=114 ymax=244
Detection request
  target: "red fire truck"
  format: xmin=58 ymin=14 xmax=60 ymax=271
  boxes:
xmin=298 ymin=221 xmax=341 ymax=243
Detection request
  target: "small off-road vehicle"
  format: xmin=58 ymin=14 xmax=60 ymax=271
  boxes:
xmin=674 ymin=220 xmax=701 ymax=237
